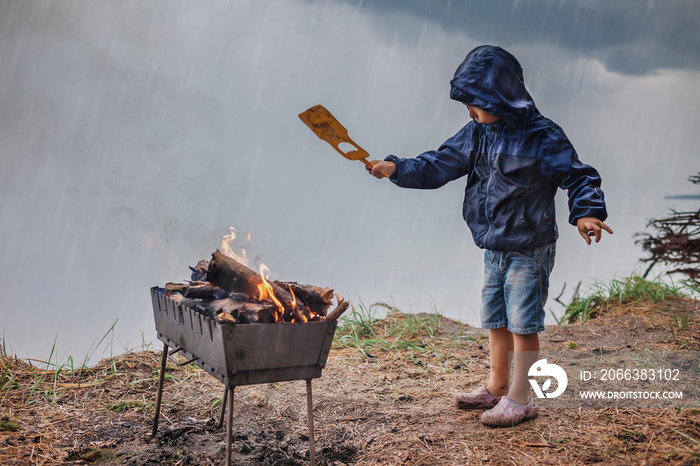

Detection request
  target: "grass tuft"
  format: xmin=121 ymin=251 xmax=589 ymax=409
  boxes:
xmin=562 ymin=276 xmax=688 ymax=323
xmin=333 ymin=301 xmax=472 ymax=368
xmin=0 ymin=321 xmax=121 ymax=405
xmin=108 ymin=400 xmax=151 ymax=412
xmin=0 ymin=418 xmax=20 ymax=432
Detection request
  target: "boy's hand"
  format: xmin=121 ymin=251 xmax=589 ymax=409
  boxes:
xmin=366 ymin=160 xmax=396 ymax=179
xmin=576 ymin=217 xmax=613 ymax=245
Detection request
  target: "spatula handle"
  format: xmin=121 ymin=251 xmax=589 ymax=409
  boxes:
xmin=360 ymin=158 xmax=376 ymax=169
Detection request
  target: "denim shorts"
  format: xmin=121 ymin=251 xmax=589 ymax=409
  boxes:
xmin=480 ymin=243 xmax=556 ymax=335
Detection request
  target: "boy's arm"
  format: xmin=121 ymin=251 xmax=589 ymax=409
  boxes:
xmin=369 ymin=126 xmax=473 ymax=189
xmin=539 ymin=128 xmax=611 ymax=242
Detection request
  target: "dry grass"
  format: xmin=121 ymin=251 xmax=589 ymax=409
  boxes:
xmin=0 ymin=298 xmax=699 ymax=465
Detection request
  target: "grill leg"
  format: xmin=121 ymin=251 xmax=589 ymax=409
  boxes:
xmin=306 ymin=379 xmax=316 ymax=466
xmin=225 ymin=386 xmax=235 ymax=466
xmin=152 ymin=343 xmax=169 ymax=439
xmin=218 ymin=387 xmax=228 ymax=429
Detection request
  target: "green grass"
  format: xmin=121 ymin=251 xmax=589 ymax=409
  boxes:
xmin=333 ymin=301 xmax=386 ymax=356
xmin=0 ymin=418 xmax=20 ymax=432
xmin=333 ymin=301 xmax=470 ymax=365
xmin=1 ymin=320 xmax=121 ymax=405
xmin=125 ymin=366 xmax=181 ymax=388
xmin=561 ymin=276 xmax=688 ymax=323
xmin=0 ymin=348 xmax=16 ymax=392
xmin=108 ymin=400 xmax=152 ymax=412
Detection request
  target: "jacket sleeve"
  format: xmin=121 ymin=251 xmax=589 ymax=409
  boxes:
xmin=384 ymin=126 xmax=471 ymax=189
xmin=539 ymin=129 xmax=608 ymax=225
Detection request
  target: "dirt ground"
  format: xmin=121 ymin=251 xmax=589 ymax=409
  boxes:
xmin=1 ymin=299 xmax=699 ymax=465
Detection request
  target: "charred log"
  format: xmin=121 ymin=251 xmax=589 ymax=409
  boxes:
xmin=216 ymin=301 xmax=278 ymax=324
xmin=161 ymin=250 xmax=348 ymax=324
xmin=189 ymin=260 xmax=209 ymax=282
xmin=188 ymin=282 xmax=247 ymax=301
xmin=207 ymin=251 xmax=297 ymax=307
xmin=275 ymin=281 xmax=334 ymax=317
xmin=326 ymin=294 xmax=350 ymax=320
xmin=206 ymin=250 xmax=322 ymax=321
xmin=167 ymin=291 xmax=278 ymax=324
xmin=165 ymin=281 xmax=246 ymax=301
xmin=164 ymin=282 xmax=189 ymax=295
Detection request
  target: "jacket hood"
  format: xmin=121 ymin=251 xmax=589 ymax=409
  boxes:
xmin=450 ymin=45 xmax=536 ymax=124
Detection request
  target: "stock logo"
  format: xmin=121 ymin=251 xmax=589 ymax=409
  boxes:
xmin=528 ymin=359 xmax=568 ymax=399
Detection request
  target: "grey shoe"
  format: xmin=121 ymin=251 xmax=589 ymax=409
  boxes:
xmin=455 ymin=385 xmax=502 ymax=409
xmin=481 ymin=396 xmax=538 ymax=427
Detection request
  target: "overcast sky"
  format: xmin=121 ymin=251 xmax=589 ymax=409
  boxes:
xmin=1 ymin=0 xmax=698 ymax=362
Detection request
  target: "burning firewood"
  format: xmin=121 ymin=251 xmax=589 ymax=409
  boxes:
xmin=165 ymin=281 xmax=234 ymax=300
xmin=275 ymin=282 xmax=334 ymax=317
xmin=326 ymin=294 xmax=349 ymax=320
xmin=189 ymin=260 xmax=209 ymax=282
xmin=220 ymin=302 xmax=277 ymax=323
xmin=207 ymin=251 xmax=296 ymax=307
xmin=207 ymin=250 xmax=331 ymax=322
xmin=166 ymin=291 xmax=279 ymax=323
xmin=216 ymin=310 xmax=236 ymax=323
xmin=159 ymin=250 xmax=348 ymax=325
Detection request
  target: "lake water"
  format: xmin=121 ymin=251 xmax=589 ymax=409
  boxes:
xmin=1 ymin=0 xmax=698 ymax=364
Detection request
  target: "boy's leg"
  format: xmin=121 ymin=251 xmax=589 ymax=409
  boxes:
xmin=508 ymin=332 xmax=539 ymax=405
xmin=480 ymin=250 xmax=510 ymax=395
xmin=454 ymin=250 xmax=510 ymax=409
xmin=486 ymin=327 xmax=513 ymax=397
xmin=501 ymin=243 xmax=555 ymax=404
xmin=455 ymin=326 xmax=511 ymax=409
xmin=481 ymin=330 xmax=540 ymax=427
xmin=481 ymin=244 xmax=554 ymax=426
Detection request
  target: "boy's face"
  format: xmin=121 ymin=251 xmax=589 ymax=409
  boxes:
xmin=464 ymin=104 xmax=500 ymax=125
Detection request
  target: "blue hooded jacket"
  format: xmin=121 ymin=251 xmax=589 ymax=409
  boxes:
xmin=385 ymin=45 xmax=608 ymax=251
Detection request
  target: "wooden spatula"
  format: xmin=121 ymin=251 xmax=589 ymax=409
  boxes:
xmin=299 ymin=105 xmax=376 ymax=170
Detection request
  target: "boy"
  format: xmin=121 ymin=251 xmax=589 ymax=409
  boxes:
xmin=367 ymin=45 xmax=611 ymax=427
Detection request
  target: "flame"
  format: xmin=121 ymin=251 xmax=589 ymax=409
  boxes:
xmin=219 ymin=226 xmax=321 ymax=323
xmin=288 ymin=286 xmax=309 ymax=323
xmin=289 ymin=286 xmax=297 ymax=309
xmin=221 ymin=226 xmax=248 ymax=266
xmin=257 ymin=264 xmax=284 ymax=319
